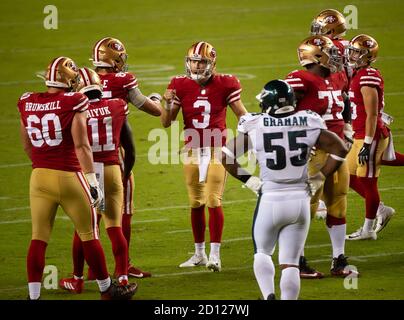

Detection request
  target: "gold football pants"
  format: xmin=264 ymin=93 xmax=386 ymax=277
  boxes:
xmin=29 ymin=168 xmax=98 ymax=243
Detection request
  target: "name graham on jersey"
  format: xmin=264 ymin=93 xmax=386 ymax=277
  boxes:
xmin=87 ymin=106 xmax=111 ymax=118
xmin=263 ymin=116 xmax=308 ymax=127
xmin=25 ymin=101 xmax=61 ymax=111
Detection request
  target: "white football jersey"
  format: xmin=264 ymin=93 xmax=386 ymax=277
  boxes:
xmin=238 ymin=110 xmax=326 ymax=192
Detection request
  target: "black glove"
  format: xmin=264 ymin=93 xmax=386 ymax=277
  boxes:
xmin=358 ymin=143 xmax=371 ymax=165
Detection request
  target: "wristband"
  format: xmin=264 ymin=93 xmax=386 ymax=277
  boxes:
xmin=364 ymin=136 xmax=373 ymax=144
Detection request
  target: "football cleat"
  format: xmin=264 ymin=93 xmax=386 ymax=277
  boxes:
xmin=179 ymin=254 xmax=208 ymax=268
xmin=59 ymin=277 xmax=84 ymax=294
xmin=330 ymin=254 xmax=359 ymax=277
xmin=206 ymin=255 xmax=222 ymax=272
xmin=100 ymin=282 xmax=138 ymax=300
xmin=375 ymin=203 xmax=395 ymax=234
xmin=299 ymin=256 xmax=324 ymax=279
xmin=266 ymin=293 xmax=276 ymax=300
xmin=346 ymin=227 xmax=377 ymax=240
xmin=127 ymin=265 xmax=152 ymax=279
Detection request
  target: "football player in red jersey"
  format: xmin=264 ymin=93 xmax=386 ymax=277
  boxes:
xmin=59 ymin=68 xmax=136 ymax=293
xmin=285 ymin=35 xmax=357 ymax=279
xmin=91 ymin=37 xmax=161 ymax=278
xmin=311 ymin=9 xmax=401 ymax=221
xmin=18 ymin=57 xmax=137 ymax=300
xmin=161 ymin=41 xmax=247 ymax=271
xmin=345 ymin=35 xmax=397 ymax=239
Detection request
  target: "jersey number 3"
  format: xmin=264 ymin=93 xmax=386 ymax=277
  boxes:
xmin=263 ymin=130 xmax=308 ymax=170
xmin=192 ymin=100 xmax=211 ymax=129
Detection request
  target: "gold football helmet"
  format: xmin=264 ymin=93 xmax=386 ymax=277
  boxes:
xmin=298 ymin=35 xmax=343 ymax=72
xmin=347 ymin=34 xmax=379 ymax=68
xmin=92 ymin=37 xmax=128 ymax=72
xmin=311 ymin=9 xmax=347 ymax=39
xmin=43 ymin=56 xmax=80 ymax=90
xmin=185 ymin=41 xmax=217 ymax=81
xmin=77 ymin=67 xmax=103 ymax=94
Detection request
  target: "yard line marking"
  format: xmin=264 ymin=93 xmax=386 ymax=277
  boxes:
xmin=152 ymin=251 xmax=404 ymax=278
xmin=0 ymin=216 xmax=168 ymax=225
xmin=166 ymin=229 xmax=191 ymax=234
xmin=0 ymin=163 xmax=30 ymax=169
xmin=1 ymin=250 xmax=403 ymax=291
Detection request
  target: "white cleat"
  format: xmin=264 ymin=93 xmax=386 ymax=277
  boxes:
xmin=179 ymin=254 xmax=208 ymax=268
xmin=375 ymin=203 xmax=395 ymax=234
xmin=315 ymin=200 xmax=327 ymax=220
xmin=346 ymin=227 xmax=377 ymax=240
xmin=206 ymin=255 xmax=222 ymax=272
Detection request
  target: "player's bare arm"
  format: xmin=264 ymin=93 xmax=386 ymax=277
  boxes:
xmin=120 ymin=119 xmax=136 ymax=181
xmin=71 ymin=111 xmax=95 ymax=174
xmin=19 ymin=119 xmax=32 ymax=160
xmin=229 ymin=100 xmax=248 ymax=120
xmin=161 ymin=89 xmax=180 ymax=128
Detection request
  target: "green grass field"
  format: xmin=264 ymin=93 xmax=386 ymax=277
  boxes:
xmin=0 ymin=0 xmax=403 ymax=300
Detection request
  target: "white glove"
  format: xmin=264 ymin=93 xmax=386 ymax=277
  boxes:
xmin=85 ymin=172 xmax=104 ymax=208
xmin=243 ymin=176 xmax=263 ymax=196
xmin=307 ymin=171 xmax=326 ymax=197
xmin=148 ymin=92 xmax=162 ymax=102
xmin=343 ymin=123 xmax=354 ymax=150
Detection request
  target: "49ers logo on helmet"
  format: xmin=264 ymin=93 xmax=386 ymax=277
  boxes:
xmin=325 ymin=15 xmax=337 ymax=23
xmin=311 ymin=37 xmax=325 ymax=46
xmin=364 ymin=40 xmax=375 ymax=48
xmin=210 ymin=48 xmax=217 ymax=59
xmin=111 ymin=42 xmax=124 ymax=51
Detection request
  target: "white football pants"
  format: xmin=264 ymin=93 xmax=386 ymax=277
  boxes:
xmin=252 ymin=190 xmax=310 ymax=265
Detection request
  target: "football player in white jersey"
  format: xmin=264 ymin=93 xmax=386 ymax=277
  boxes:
xmin=221 ymin=80 xmax=348 ymax=300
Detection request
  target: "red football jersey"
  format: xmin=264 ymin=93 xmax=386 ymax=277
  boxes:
xmin=17 ymin=91 xmax=89 ymax=171
xmin=349 ymin=67 xmax=389 ymax=139
xmin=86 ymin=98 xmax=129 ymax=165
xmin=285 ymin=69 xmax=348 ymax=138
xmin=99 ymin=71 xmax=138 ymax=101
xmin=168 ymin=74 xmax=242 ymax=147
xmin=333 ymin=39 xmax=349 ymax=56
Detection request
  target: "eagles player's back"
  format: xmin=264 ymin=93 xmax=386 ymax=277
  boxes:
xmin=221 ymin=80 xmax=348 ymax=300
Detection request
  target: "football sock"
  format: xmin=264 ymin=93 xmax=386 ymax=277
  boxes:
xmin=106 ymin=227 xmax=128 ymax=277
xmin=122 ymin=214 xmax=132 ymax=249
xmin=381 ymin=151 xmax=404 ymax=166
xmin=208 ymin=206 xmax=224 ymax=243
xmin=82 ymin=239 xmax=109 ymax=280
xmin=191 ymin=205 xmax=206 ymax=243
xmin=195 ymin=242 xmax=206 ymax=256
xmin=359 ymin=177 xmax=379 ymax=220
xmin=349 ymin=175 xmax=366 ymax=198
xmin=253 ymin=253 xmax=275 ymax=299
xmin=28 ymin=282 xmax=41 ymax=300
xmin=72 ymin=231 xmax=84 ymax=277
xmin=280 ymin=267 xmax=300 ymax=300
xmin=96 ymin=277 xmax=112 ymax=293
xmin=210 ymin=242 xmax=221 ymax=258
xmin=326 ymin=218 xmax=346 ymax=258
xmin=363 ymin=218 xmax=376 ymax=232
xmin=27 ymin=239 xmax=47 ymax=283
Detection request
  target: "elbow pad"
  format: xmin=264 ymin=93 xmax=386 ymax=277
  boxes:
xmin=128 ymin=87 xmax=147 ymax=108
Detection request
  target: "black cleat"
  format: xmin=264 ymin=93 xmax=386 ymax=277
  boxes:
xmin=101 ymin=281 xmax=138 ymax=300
xmin=331 ymin=254 xmax=359 ymax=277
xmin=299 ymin=256 xmax=324 ymax=279
xmin=266 ymin=293 xmax=276 ymax=300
